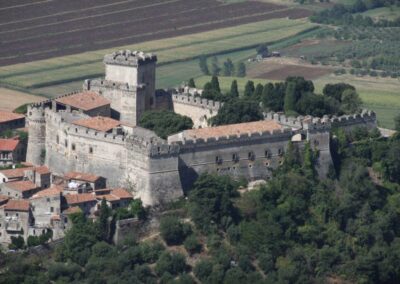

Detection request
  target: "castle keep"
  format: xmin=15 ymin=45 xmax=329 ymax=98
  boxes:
xmin=26 ymin=50 xmax=377 ymax=206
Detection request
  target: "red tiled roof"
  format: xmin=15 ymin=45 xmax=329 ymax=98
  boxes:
xmin=65 ymin=171 xmax=102 ymax=183
xmin=55 ymin=91 xmax=110 ymax=111
xmin=5 ymin=180 xmax=37 ymax=192
xmin=65 ymin=193 xmax=96 ymax=205
xmin=183 ymin=120 xmax=283 ymax=140
xmin=51 ymin=214 xmax=61 ymax=221
xmin=63 ymin=206 xmax=82 ymax=215
xmin=72 ymin=116 xmax=120 ymax=132
xmin=0 ymin=167 xmax=33 ymax=179
xmin=35 ymin=165 xmax=50 ymax=175
xmin=0 ymin=139 xmax=19 ymax=151
xmin=111 ymin=188 xmax=133 ymax=199
xmin=0 ymin=194 xmax=9 ymax=203
xmin=31 ymin=185 xmax=62 ymax=199
xmin=96 ymin=194 xmax=119 ymax=202
xmin=4 ymin=199 xmax=30 ymax=211
xmin=0 ymin=111 xmax=24 ymax=124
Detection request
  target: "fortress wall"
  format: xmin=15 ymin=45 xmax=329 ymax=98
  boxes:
xmin=172 ymin=94 xmax=221 ymax=128
xmin=176 ymin=130 xmax=294 ymax=191
xmin=125 ymin=139 xmax=182 ymax=206
xmin=44 ymin=109 xmax=127 ymax=187
xmin=330 ymin=110 xmax=377 ymax=131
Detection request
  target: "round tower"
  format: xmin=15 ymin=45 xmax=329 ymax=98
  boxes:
xmin=26 ymin=104 xmax=47 ymax=165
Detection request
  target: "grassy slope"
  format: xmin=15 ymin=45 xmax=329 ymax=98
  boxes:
xmin=194 ymin=75 xmax=400 ymax=129
xmin=360 ymin=5 xmax=400 ymax=20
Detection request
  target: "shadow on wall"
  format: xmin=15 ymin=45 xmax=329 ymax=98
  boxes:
xmin=178 ymin=157 xmax=198 ymax=195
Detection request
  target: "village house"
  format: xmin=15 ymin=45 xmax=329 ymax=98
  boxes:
xmin=64 ymin=193 xmax=98 ymax=216
xmin=0 ymin=138 xmax=24 ymax=166
xmin=64 ymin=171 xmax=106 ymax=194
xmin=94 ymin=188 xmax=133 ymax=209
xmin=0 ymin=199 xmax=32 ymax=245
xmin=0 ymin=111 xmax=25 ymax=133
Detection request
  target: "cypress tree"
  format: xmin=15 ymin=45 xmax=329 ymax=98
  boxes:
xmin=188 ymin=78 xmax=196 ymax=88
xmin=230 ymin=80 xmax=239 ymax=98
xmin=303 ymin=141 xmax=315 ymax=180
xmin=284 ymin=82 xmax=297 ymax=114
xmin=199 ymin=55 xmax=209 ymax=75
xmin=254 ymin=83 xmax=264 ymax=101
xmin=244 ymin=81 xmax=255 ymax=98
xmin=236 ymin=62 xmax=246 ymax=77
xmin=211 ymin=56 xmax=221 ymax=76
xmin=210 ymin=76 xmax=221 ymax=93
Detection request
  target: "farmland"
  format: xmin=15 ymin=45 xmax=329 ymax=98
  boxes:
xmin=0 ymin=88 xmax=43 ymax=112
xmin=0 ymin=0 xmax=310 ymax=66
xmin=0 ymin=18 xmax=318 ymax=97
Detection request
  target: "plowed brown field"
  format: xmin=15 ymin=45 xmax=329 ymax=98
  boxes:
xmin=0 ymin=0 xmax=311 ymax=66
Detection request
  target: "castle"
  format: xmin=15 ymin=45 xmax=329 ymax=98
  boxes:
xmin=26 ymin=50 xmax=377 ymax=206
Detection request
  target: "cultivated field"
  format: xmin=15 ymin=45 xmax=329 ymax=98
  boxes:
xmin=0 ymin=0 xmax=311 ymax=66
xmin=247 ymin=57 xmax=333 ymax=80
xmin=0 ymin=18 xmax=317 ymax=97
xmin=0 ymin=88 xmax=44 ymax=112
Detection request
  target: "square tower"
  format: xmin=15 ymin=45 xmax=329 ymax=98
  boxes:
xmin=89 ymin=50 xmax=158 ymax=125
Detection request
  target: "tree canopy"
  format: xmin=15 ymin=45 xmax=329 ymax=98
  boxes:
xmin=139 ymin=110 xmax=193 ymax=139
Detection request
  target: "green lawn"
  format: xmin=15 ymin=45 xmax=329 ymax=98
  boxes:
xmin=360 ymin=6 xmax=400 ymax=21
xmin=194 ymin=74 xmax=400 ymax=129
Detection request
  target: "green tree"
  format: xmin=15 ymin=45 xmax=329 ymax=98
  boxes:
xmin=155 ymin=252 xmax=187 ymax=276
xmin=236 ymin=62 xmax=246 ymax=77
xmin=230 ymin=80 xmax=239 ymax=98
xmin=340 ymin=89 xmax=362 ymax=114
xmin=98 ymin=198 xmax=111 ymax=241
xmin=184 ymin=234 xmax=202 ymax=255
xmin=188 ymin=78 xmax=196 ymax=88
xmin=244 ymin=81 xmax=255 ymax=97
xmin=211 ymin=98 xmax=263 ymax=126
xmin=9 ymin=235 xmax=25 ymax=250
xmin=139 ymin=110 xmax=193 ymax=139
xmin=394 ymin=113 xmax=400 ymax=132
xmin=323 ymin=83 xmax=355 ymax=102
xmin=199 ymin=55 xmax=209 ymax=75
xmin=303 ymin=141 xmax=316 ymax=180
xmin=159 ymin=216 xmax=191 ymax=246
xmin=211 ymin=56 xmax=221 ymax=76
xmin=130 ymin=198 xmax=146 ymax=220
xmin=254 ymin=83 xmax=263 ymax=101
xmin=194 ymin=259 xmax=213 ymax=282
xmin=256 ymin=44 xmax=269 ymax=56
xmin=211 ymin=76 xmax=221 ymax=93
xmin=223 ymin=58 xmax=235 ymax=76
xmin=284 ymin=81 xmax=297 ymax=115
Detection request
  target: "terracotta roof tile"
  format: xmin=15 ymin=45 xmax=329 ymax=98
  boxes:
xmin=55 ymin=91 xmax=110 ymax=111
xmin=63 ymin=206 xmax=82 ymax=214
xmin=51 ymin=214 xmax=61 ymax=221
xmin=4 ymin=199 xmax=30 ymax=211
xmin=183 ymin=120 xmax=282 ymax=140
xmin=0 ymin=194 xmax=9 ymax=203
xmin=65 ymin=171 xmax=102 ymax=183
xmin=72 ymin=116 xmax=120 ymax=132
xmin=0 ymin=111 xmax=25 ymax=124
xmin=111 ymin=188 xmax=133 ymax=199
xmin=65 ymin=193 xmax=96 ymax=205
xmin=0 ymin=167 xmax=34 ymax=179
xmin=96 ymin=194 xmax=119 ymax=202
xmin=35 ymin=165 xmax=51 ymax=175
xmin=0 ymin=139 xmax=19 ymax=151
xmin=31 ymin=185 xmax=62 ymax=199
xmin=5 ymin=180 xmax=38 ymax=192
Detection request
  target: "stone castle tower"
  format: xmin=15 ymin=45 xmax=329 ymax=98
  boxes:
xmin=84 ymin=50 xmax=157 ymax=125
xmin=26 ymin=103 xmax=48 ymax=165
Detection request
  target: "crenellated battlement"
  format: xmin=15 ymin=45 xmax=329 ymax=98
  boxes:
xmin=175 ymin=128 xmax=293 ymax=150
xmin=172 ymin=93 xmax=221 ymax=111
xmin=103 ymin=50 xmax=157 ymax=66
xmin=330 ymin=109 xmax=376 ymax=127
xmin=84 ymin=78 xmax=145 ymax=91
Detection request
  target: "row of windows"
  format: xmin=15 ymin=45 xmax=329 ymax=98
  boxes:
xmin=56 ymin=136 xmax=94 ymax=154
xmin=216 ymin=149 xmax=283 ymax=164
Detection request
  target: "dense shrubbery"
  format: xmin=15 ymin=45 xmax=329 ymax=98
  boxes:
xmin=204 ymin=76 xmax=362 ymax=126
xmin=139 ymin=110 xmax=193 ymax=139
